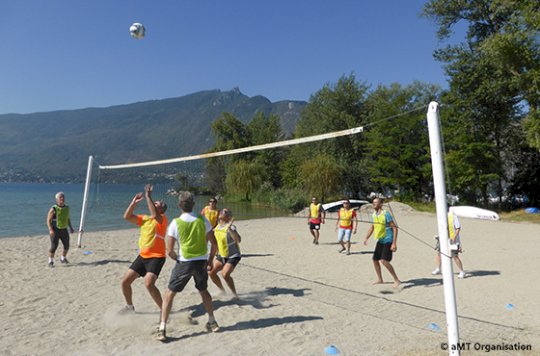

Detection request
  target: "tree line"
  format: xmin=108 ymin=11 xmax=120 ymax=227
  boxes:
xmin=203 ymin=0 xmax=539 ymax=210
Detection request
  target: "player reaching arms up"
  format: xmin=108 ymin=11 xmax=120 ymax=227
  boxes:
xmin=121 ymin=184 xmax=168 ymax=314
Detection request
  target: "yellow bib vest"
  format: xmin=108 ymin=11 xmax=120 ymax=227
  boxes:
xmin=373 ymin=210 xmax=387 ymax=240
xmin=448 ymin=213 xmax=456 ymax=240
xmin=203 ymin=207 xmax=219 ymax=227
xmin=310 ymin=203 xmax=321 ymax=219
xmin=214 ymin=224 xmax=230 ymax=257
xmin=339 ymin=208 xmax=354 ymax=228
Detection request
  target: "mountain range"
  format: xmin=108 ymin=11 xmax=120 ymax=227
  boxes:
xmin=0 ymin=88 xmax=306 ymax=183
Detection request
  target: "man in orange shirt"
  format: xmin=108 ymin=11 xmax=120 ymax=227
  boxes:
xmin=121 ymin=184 xmax=168 ymax=313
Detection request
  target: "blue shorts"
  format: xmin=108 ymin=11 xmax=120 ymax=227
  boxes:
xmin=337 ymin=228 xmax=352 ymax=242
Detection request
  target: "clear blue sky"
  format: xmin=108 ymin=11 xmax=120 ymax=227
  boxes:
xmin=0 ymin=0 xmax=462 ymax=115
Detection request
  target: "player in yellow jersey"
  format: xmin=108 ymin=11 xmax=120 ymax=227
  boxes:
xmin=208 ymin=208 xmax=242 ymax=299
xmin=363 ymin=198 xmax=400 ymax=288
xmin=335 ymin=199 xmax=357 ymax=255
xmin=307 ymin=197 xmax=326 ymax=245
xmin=121 ymin=184 xmax=168 ymax=314
xmin=432 ymin=209 xmax=466 ymax=279
xmin=201 ymin=197 xmax=219 ymax=228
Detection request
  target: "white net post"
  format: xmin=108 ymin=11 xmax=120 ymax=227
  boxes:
xmin=427 ymin=102 xmax=460 ymax=355
xmin=77 ymin=155 xmax=94 ymax=248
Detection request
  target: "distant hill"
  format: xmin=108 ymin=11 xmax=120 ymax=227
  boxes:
xmin=0 ymin=88 xmax=306 ymax=183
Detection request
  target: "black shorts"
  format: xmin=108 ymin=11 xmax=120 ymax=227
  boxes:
xmin=216 ymin=255 xmax=242 ymax=267
xmin=129 ymin=255 xmax=166 ymax=277
xmin=168 ymin=260 xmax=208 ymax=293
xmin=309 ymin=222 xmax=321 ymax=230
xmin=373 ymin=241 xmax=393 ymax=261
xmin=49 ymin=228 xmax=70 ymax=253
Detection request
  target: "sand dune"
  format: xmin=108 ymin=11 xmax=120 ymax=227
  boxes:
xmin=1 ymin=211 xmax=539 ymax=355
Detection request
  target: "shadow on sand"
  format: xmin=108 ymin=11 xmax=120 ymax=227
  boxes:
xmin=162 ymin=315 xmax=323 ymax=343
xmin=70 ymin=259 xmax=131 ymax=267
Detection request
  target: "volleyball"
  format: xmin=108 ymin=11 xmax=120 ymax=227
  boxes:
xmin=129 ymin=23 xmax=145 ymax=39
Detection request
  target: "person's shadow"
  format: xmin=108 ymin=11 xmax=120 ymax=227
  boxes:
xmin=182 ymin=286 xmax=311 ymax=317
xmin=401 ymin=270 xmax=501 ymax=289
xmin=68 ymin=259 xmax=131 ymax=267
xmin=401 ymin=277 xmax=442 ymax=289
xmin=162 ymin=315 xmax=324 ymax=342
xmin=464 ymin=270 xmax=500 ymax=278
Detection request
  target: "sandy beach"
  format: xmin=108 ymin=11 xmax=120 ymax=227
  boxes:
xmin=1 ymin=207 xmax=539 ymax=355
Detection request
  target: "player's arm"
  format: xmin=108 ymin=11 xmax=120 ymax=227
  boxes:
xmin=321 ymin=207 xmax=326 ymax=224
xmin=68 ymin=218 xmax=75 ymax=233
xmin=47 ymin=208 xmax=55 ymax=236
xmin=390 ymin=220 xmax=398 ymax=251
xmin=144 ymin=184 xmax=162 ymax=224
xmin=166 ymin=235 xmax=178 ymax=261
xmin=363 ymin=225 xmax=374 ymax=245
xmin=123 ymin=193 xmax=143 ymax=224
xmin=206 ymin=230 xmax=217 ymax=270
xmin=353 ymin=211 xmax=358 ymax=234
xmin=228 ymin=221 xmax=241 ymax=244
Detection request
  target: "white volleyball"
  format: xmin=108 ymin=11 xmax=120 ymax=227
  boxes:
xmin=129 ymin=23 xmax=145 ymax=39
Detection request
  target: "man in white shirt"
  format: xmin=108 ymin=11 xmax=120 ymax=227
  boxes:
xmin=157 ymin=191 xmax=219 ymax=341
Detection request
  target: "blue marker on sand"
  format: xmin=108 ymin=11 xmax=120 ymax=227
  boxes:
xmin=324 ymin=345 xmax=340 ymax=355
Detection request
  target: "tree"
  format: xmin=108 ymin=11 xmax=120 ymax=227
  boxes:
xmin=423 ymin=0 xmax=540 ymax=150
xmin=205 ymin=113 xmax=251 ymax=194
xmin=422 ymin=0 xmax=535 ymax=203
xmin=509 ymin=147 xmax=540 ymax=206
xmin=298 ymin=154 xmax=343 ymax=201
xmin=284 ymin=74 xmax=370 ymax=197
xmin=364 ymin=82 xmax=440 ymax=201
xmin=247 ymin=112 xmax=286 ymax=188
xmin=225 ymin=160 xmax=264 ymax=201
xmin=211 ymin=113 xmax=251 ymax=152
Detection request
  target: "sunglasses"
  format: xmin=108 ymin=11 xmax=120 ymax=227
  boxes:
xmin=209 ymin=200 xmax=217 ymax=203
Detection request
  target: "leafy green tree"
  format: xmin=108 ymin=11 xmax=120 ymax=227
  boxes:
xmin=509 ymin=146 xmax=540 ymax=206
xmin=423 ymin=0 xmax=535 ymax=203
xmin=284 ymin=74 xmax=370 ymax=197
xmin=225 ymin=160 xmax=264 ymax=201
xmin=205 ymin=157 xmax=226 ymax=194
xmin=205 ymin=113 xmax=251 ymax=194
xmin=364 ymin=82 xmax=440 ymax=200
xmin=211 ymin=113 xmax=251 ymax=152
xmin=247 ymin=112 xmax=286 ymax=188
xmin=299 ymin=154 xmax=343 ymax=201
xmin=423 ymin=0 xmax=540 ymax=150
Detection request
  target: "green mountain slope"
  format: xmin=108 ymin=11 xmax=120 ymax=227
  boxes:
xmin=0 ymin=88 xmax=305 ymax=182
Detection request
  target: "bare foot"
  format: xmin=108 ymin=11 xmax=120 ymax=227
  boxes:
xmin=231 ymin=294 xmax=240 ymax=301
xmin=372 ymin=280 xmax=383 ymax=285
xmin=392 ymin=281 xmax=402 ymax=288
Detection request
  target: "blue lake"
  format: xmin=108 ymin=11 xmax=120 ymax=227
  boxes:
xmin=0 ymin=183 xmax=288 ymax=238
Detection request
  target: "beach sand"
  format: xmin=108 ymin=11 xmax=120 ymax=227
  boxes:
xmin=1 ymin=208 xmax=539 ymax=355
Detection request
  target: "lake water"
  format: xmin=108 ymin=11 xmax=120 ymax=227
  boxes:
xmin=0 ymin=183 xmax=289 ymax=238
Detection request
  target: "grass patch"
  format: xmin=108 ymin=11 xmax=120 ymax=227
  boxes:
xmin=499 ymin=209 xmax=540 ymax=224
xmin=397 ymin=201 xmax=437 ymax=213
